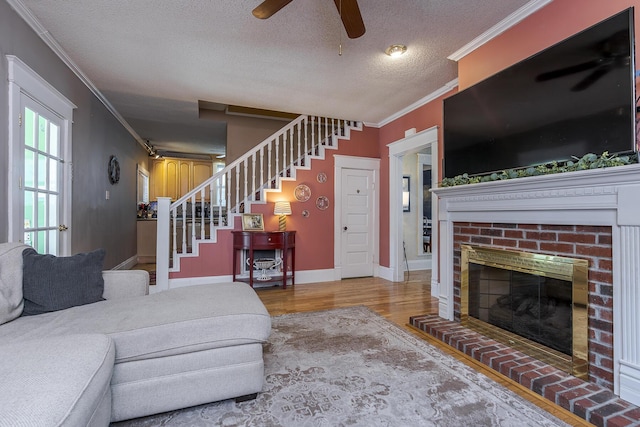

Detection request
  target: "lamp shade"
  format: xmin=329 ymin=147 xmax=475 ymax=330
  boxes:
xmin=274 ymin=201 xmax=292 ymax=215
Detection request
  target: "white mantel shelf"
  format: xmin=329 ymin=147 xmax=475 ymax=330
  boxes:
xmin=432 ymin=163 xmax=640 ymax=405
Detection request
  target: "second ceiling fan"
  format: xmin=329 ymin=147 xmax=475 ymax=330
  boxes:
xmin=252 ymin=0 xmax=366 ymax=39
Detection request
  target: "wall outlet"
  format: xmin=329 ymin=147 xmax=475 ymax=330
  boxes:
xmin=105 ymin=190 xmax=110 ymax=200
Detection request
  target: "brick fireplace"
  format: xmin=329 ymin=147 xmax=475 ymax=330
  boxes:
xmin=430 ymin=164 xmax=640 ymax=409
xmin=455 ymin=223 xmax=612 ymax=389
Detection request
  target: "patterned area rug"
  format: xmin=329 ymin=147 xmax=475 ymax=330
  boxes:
xmin=113 ymin=306 xmax=569 ymax=426
xmin=147 ymin=270 xmax=156 ymax=286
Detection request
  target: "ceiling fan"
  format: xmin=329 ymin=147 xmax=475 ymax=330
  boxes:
xmin=535 ymin=30 xmax=630 ymax=92
xmin=252 ymin=0 xmax=366 ymax=39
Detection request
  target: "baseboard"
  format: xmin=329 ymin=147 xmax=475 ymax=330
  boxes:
xmin=407 ymin=258 xmax=432 ymax=271
xmin=376 ymin=264 xmax=394 ymax=282
xmin=113 ymin=255 xmax=137 ymax=270
xmin=295 ymin=269 xmax=335 ymax=284
xmin=163 ymin=267 xmax=403 ymax=290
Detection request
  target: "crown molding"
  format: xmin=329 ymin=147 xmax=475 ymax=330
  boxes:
xmin=447 ymin=0 xmax=553 ymax=61
xmin=6 ymin=0 xmax=146 ymax=148
xmin=373 ymin=79 xmax=458 ymax=128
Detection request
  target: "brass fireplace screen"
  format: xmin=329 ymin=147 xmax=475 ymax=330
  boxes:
xmin=460 ymin=245 xmax=589 ymax=379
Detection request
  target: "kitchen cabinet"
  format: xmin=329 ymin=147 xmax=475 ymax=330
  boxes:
xmin=150 ymin=158 xmax=213 ymax=201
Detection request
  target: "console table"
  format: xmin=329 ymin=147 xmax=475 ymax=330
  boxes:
xmin=232 ymin=231 xmax=295 ymax=288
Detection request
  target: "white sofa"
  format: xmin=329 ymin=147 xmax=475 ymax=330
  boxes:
xmin=0 ymin=242 xmax=272 ymax=425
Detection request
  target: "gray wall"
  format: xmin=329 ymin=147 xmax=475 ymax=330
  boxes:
xmin=200 ymin=110 xmax=292 ymax=164
xmin=0 ymin=0 xmax=148 ymax=268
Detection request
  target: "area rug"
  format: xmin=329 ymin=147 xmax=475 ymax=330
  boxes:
xmin=112 ymin=306 xmax=569 ymax=426
xmin=147 ymin=270 xmax=156 ymax=286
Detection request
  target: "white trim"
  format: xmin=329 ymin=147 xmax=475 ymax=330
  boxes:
xmin=7 ymin=55 xmax=75 ymax=255
xmin=162 ymin=268 xmax=336 ymax=294
xmin=417 ymin=153 xmax=432 ymax=257
xmin=407 ymin=258 xmax=431 ymax=271
xmin=387 ymin=127 xmax=439 ymax=287
xmin=6 ymin=0 xmax=147 ymax=150
xmin=334 ymin=155 xmax=381 ymax=280
xmin=447 ymin=0 xmax=553 ymax=61
xmin=375 ymin=79 xmax=458 ymax=128
xmin=112 ymin=255 xmax=138 ymax=271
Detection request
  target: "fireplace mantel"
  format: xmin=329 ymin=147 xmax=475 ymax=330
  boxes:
xmin=432 ymin=163 xmax=640 ymax=405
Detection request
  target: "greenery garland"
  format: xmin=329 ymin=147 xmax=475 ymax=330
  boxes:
xmin=441 ymin=151 xmax=639 ymax=187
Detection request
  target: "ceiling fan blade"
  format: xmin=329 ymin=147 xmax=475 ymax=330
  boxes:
xmin=535 ymin=59 xmax=602 ymax=82
xmin=333 ymin=0 xmax=365 ymax=39
xmin=252 ymin=0 xmax=294 ymax=19
xmin=571 ymin=65 xmax=610 ymax=91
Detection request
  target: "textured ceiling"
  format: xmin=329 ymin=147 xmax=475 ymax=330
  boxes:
xmin=16 ymin=0 xmax=534 ymax=156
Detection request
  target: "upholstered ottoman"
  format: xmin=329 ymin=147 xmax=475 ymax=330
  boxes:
xmin=0 ymin=334 xmax=115 ymax=427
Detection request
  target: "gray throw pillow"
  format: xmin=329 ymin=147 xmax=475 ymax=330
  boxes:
xmin=22 ymin=248 xmax=106 ymax=316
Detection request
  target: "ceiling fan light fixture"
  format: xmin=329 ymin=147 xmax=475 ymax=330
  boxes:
xmin=386 ymin=44 xmax=407 ymax=57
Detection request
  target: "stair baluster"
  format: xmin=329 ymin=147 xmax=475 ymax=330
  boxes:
xmin=154 ymin=115 xmax=361 ymax=290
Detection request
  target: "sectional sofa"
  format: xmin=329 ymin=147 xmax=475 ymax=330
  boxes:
xmin=0 ymin=242 xmax=272 ymax=425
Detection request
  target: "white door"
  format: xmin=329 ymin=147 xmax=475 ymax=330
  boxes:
xmin=340 ymin=168 xmax=374 ymax=278
xmin=18 ymin=96 xmax=67 ymax=255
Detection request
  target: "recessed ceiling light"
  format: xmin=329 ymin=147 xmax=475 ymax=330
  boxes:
xmin=385 ymin=44 xmax=407 ymax=57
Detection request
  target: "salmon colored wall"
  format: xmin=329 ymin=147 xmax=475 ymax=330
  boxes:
xmin=459 ymin=0 xmax=640 ymax=90
xmin=377 ymin=90 xmax=456 ymax=267
xmin=172 ymin=126 xmax=380 ymax=278
xmin=175 ymin=0 xmax=640 ymax=278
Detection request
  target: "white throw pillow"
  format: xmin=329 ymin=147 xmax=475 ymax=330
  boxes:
xmin=0 ymin=242 xmax=30 ymax=325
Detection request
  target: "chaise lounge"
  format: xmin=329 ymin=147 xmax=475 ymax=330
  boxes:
xmin=0 ymin=242 xmax=272 ymax=425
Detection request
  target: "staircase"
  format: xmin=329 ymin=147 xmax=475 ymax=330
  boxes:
xmin=155 ymin=115 xmax=362 ymax=290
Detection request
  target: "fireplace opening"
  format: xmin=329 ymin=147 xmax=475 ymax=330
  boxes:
xmin=461 ymin=245 xmax=589 ymax=379
xmin=468 ymin=264 xmax=573 ymax=355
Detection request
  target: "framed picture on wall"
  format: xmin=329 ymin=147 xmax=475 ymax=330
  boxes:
xmin=242 ymin=213 xmax=264 ymax=231
xmin=402 ymin=176 xmax=410 ymax=212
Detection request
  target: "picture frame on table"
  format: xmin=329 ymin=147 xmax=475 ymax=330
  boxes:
xmin=242 ymin=213 xmax=264 ymax=231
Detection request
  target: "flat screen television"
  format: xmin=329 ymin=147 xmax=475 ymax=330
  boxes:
xmin=443 ymin=8 xmax=636 ymax=178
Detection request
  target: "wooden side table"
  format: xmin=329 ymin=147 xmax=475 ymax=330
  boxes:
xmin=232 ymin=231 xmax=295 ymax=288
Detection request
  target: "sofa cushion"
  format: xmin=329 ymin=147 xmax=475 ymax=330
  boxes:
xmin=0 ymin=334 xmax=115 ymax=427
xmin=22 ymin=248 xmax=106 ymax=316
xmin=0 ymin=242 xmax=30 ymax=325
xmin=0 ymin=282 xmax=271 ymax=363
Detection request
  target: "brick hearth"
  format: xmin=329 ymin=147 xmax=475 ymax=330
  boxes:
xmin=409 ymin=315 xmax=640 ymax=427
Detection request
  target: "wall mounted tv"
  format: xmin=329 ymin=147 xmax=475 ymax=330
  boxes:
xmin=443 ymin=8 xmax=636 ymax=179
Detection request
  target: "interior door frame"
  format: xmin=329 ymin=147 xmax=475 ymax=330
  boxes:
xmin=7 ymin=55 xmax=75 ymax=254
xmin=334 ymin=155 xmax=380 ymax=280
xmin=388 ymin=126 xmax=439 ymax=293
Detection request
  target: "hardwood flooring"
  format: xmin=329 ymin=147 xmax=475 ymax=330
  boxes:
xmin=256 ymin=270 xmax=592 ymax=427
xmin=135 ymin=265 xmax=590 ymax=426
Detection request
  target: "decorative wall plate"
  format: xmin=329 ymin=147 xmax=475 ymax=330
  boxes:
xmin=317 ymin=172 xmax=327 ymax=183
xmin=294 ymin=184 xmax=311 ymax=202
xmin=316 ymin=195 xmax=329 ymax=210
xmin=302 ymin=209 xmax=310 ymax=218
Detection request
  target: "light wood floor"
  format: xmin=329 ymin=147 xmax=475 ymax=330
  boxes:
xmin=256 ymin=270 xmax=592 ymax=427
xmin=136 ymin=265 xmax=590 ymax=426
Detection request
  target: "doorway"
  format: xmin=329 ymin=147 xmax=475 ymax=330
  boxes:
xmin=334 ymin=155 xmax=380 ymax=280
xmin=388 ymin=127 xmax=439 ymax=295
xmin=7 ymin=56 xmax=75 ymax=255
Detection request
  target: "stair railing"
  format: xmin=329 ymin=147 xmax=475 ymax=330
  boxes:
xmin=155 ymin=114 xmax=358 ymax=290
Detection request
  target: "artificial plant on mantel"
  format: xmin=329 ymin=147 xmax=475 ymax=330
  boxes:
xmin=441 ymin=151 xmax=639 ymax=187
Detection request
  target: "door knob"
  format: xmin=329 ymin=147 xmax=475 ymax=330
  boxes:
xmin=58 ymin=224 xmax=68 ymax=231
xmin=343 ymin=226 xmax=348 ymax=231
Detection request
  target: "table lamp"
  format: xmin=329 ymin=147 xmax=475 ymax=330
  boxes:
xmin=273 ymin=201 xmax=292 ymax=231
